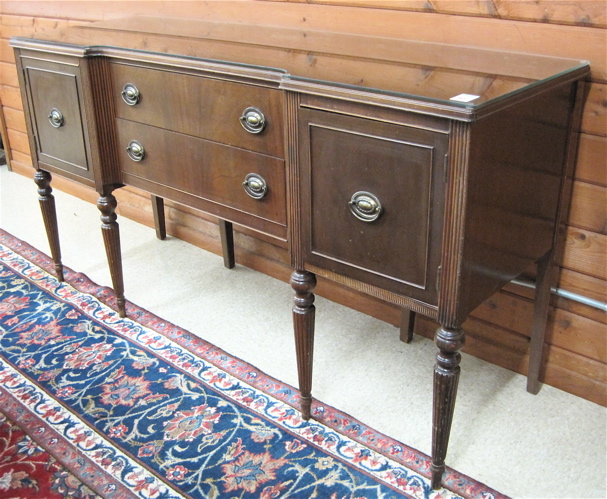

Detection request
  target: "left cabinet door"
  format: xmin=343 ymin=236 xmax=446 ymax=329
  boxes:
xmin=18 ymin=53 xmax=94 ymax=185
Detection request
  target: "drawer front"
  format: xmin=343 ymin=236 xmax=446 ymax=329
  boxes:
xmin=116 ymin=119 xmax=286 ymax=229
xmin=299 ymin=109 xmax=447 ymax=303
xmin=110 ymin=62 xmax=284 ymax=158
xmin=22 ymin=57 xmax=92 ymax=181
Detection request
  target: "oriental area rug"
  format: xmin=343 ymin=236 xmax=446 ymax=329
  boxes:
xmin=0 ymin=228 xmax=507 ymax=499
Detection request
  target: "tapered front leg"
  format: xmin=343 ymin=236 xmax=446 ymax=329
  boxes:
xmin=291 ymin=269 xmax=316 ymax=420
xmin=33 ymin=170 xmax=64 ymax=282
xmin=432 ymin=325 xmax=465 ymax=489
xmin=97 ymin=189 xmax=126 ymax=318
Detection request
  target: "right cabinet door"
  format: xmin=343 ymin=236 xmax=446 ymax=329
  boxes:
xmin=298 ymin=108 xmax=448 ymax=305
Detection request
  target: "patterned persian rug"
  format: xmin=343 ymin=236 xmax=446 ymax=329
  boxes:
xmin=0 ymin=228 xmax=507 ymax=499
xmin=0 ymin=408 xmax=100 ymax=497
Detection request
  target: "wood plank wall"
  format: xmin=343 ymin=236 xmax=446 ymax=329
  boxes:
xmin=0 ymin=1 xmax=605 ymax=406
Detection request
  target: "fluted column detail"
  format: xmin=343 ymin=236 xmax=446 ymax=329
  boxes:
xmin=291 ymin=269 xmax=316 ymax=420
xmin=97 ymin=190 xmax=126 ymax=317
xmin=34 ymin=170 xmax=64 ymax=281
xmin=431 ymin=325 xmax=465 ymax=489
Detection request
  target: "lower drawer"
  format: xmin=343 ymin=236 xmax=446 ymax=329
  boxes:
xmin=116 ymin=119 xmax=287 ymax=234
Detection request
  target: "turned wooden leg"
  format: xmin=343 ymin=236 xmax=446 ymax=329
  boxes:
xmin=218 ymin=219 xmax=235 ymax=269
xmin=151 ymin=194 xmax=166 ymax=240
xmin=33 ymin=170 xmax=64 ymax=282
xmin=432 ymin=325 xmax=465 ymax=489
xmin=291 ymin=270 xmax=316 ymax=420
xmin=527 ymin=250 xmax=554 ymax=394
xmin=97 ymin=190 xmax=126 ymax=318
xmin=399 ymin=308 xmax=415 ymax=343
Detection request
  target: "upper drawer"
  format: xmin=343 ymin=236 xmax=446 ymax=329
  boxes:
xmin=110 ymin=62 xmax=285 ymax=158
xmin=20 ymin=57 xmax=93 ymax=182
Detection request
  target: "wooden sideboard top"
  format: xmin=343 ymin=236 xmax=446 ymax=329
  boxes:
xmin=11 ymin=14 xmax=589 ymax=119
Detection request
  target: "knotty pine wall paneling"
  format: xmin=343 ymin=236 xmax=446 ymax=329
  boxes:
xmin=0 ymin=1 xmax=605 ymax=406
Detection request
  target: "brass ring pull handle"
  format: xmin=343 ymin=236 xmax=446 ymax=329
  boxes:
xmin=243 ymin=173 xmax=268 ymax=199
xmin=48 ymin=108 xmax=64 ymax=128
xmin=121 ymin=83 xmax=141 ymax=106
xmin=240 ymin=107 xmax=266 ymax=134
xmin=349 ymin=191 xmax=383 ymax=222
xmin=126 ymin=140 xmax=145 ymax=162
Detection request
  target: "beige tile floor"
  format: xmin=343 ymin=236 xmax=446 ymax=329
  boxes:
xmin=0 ymin=164 xmax=605 ymax=498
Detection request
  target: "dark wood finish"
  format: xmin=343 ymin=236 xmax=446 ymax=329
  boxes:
xmin=527 ymin=250 xmax=554 ymax=394
xmin=432 ymin=325 xmax=465 ymax=489
xmin=33 ymin=169 xmax=64 ymax=281
xmin=298 ymin=106 xmax=447 ymax=304
xmin=14 ymin=49 xmax=95 ymax=188
xmin=115 ymin=118 xmax=287 ymax=238
xmin=291 ymin=269 xmax=316 ymax=420
xmin=109 ymin=61 xmax=285 ymax=157
xmin=97 ymin=189 xmax=126 ymax=318
xmin=4 ymin=1 xmax=604 ymax=412
xmin=400 ymin=309 xmax=415 ymax=344
xmin=150 ymin=194 xmax=166 ymax=240
xmin=149 ymin=194 xmax=238 ymax=269
xmin=82 ymin=55 xmax=123 ymax=189
xmin=21 ymin=57 xmax=90 ymax=179
xmin=13 ymin=45 xmax=125 ymax=322
xmin=219 ymin=219 xmax=235 ymax=269
xmin=455 ymin=85 xmax=580 ymax=321
xmin=525 ymin=78 xmax=586 ymax=393
xmin=9 ymin=13 xmax=590 ymax=490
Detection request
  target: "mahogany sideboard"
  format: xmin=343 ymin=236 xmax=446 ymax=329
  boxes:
xmin=11 ymin=14 xmax=589 ymax=489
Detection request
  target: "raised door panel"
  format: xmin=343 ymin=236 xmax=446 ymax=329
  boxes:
xmin=22 ymin=58 xmax=93 ymax=182
xmin=299 ymin=108 xmax=448 ymax=304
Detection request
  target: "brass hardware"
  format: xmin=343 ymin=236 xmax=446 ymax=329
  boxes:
xmin=48 ymin=108 xmax=64 ymax=128
xmin=243 ymin=173 xmax=268 ymax=199
xmin=240 ymin=107 xmax=266 ymax=134
xmin=121 ymin=83 xmax=141 ymax=106
xmin=126 ymin=140 xmax=145 ymax=162
xmin=348 ymin=191 xmax=383 ymax=222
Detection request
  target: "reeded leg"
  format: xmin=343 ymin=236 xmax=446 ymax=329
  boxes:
xmin=218 ymin=219 xmax=235 ymax=269
xmin=432 ymin=325 xmax=465 ymax=489
xmin=527 ymin=250 xmax=554 ymax=394
xmin=97 ymin=189 xmax=126 ymax=318
xmin=151 ymin=194 xmax=166 ymax=240
xmin=33 ymin=170 xmax=64 ymax=281
xmin=291 ymin=270 xmax=316 ymax=420
xmin=399 ymin=309 xmax=415 ymax=343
